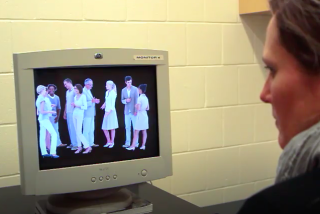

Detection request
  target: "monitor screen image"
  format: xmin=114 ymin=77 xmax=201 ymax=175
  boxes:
xmin=33 ymin=66 xmax=160 ymax=170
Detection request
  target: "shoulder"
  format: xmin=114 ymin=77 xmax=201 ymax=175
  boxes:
xmin=142 ymin=95 xmax=148 ymax=101
xmin=37 ymin=96 xmax=44 ymax=102
xmin=83 ymin=90 xmax=89 ymax=96
xmin=55 ymin=94 xmax=60 ymax=99
xmin=239 ymin=168 xmax=320 ymax=214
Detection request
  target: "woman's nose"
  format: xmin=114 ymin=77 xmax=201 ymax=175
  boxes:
xmin=260 ymin=75 xmax=272 ymax=103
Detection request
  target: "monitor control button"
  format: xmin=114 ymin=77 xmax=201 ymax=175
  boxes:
xmin=106 ymin=176 xmax=110 ymax=181
xmin=141 ymin=170 xmax=147 ymax=176
xmin=99 ymin=176 xmax=103 ymax=181
xmin=113 ymin=175 xmax=117 ymax=180
xmin=91 ymin=177 xmax=96 ymax=182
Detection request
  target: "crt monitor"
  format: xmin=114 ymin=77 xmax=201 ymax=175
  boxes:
xmin=13 ymin=48 xmax=172 ymax=196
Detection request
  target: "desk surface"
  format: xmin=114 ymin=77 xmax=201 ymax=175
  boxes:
xmin=0 ymin=183 xmax=212 ymax=214
xmin=204 ymin=200 xmax=244 ymax=214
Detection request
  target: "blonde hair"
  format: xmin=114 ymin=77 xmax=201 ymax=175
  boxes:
xmin=36 ymin=85 xmax=46 ymax=95
xmin=107 ymin=80 xmax=117 ymax=94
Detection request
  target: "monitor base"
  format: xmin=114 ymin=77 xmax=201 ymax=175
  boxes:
xmin=37 ymin=188 xmax=134 ymax=214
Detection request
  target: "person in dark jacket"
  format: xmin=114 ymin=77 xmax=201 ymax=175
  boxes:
xmin=238 ymin=0 xmax=320 ymax=213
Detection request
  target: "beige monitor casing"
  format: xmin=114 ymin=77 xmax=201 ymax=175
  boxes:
xmin=13 ymin=48 xmax=172 ymax=196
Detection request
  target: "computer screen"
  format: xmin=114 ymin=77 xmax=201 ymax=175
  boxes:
xmin=14 ymin=49 xmax=172 ymax=196
xmin=33 ymin=66 xmax=160 ymax=170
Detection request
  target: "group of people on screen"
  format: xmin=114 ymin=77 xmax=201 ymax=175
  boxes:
xmin=35 ymin=76 xmax=149 ymax=158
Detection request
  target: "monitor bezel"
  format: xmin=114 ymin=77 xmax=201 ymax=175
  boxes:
xmin=13 ymin=48 xmax=172 ymax=195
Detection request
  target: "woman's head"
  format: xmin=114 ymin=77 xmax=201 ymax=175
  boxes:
xmin=261 ymin=0 xmax=320 ymax=149
xmin=106 ymin=80 xmax=117 ymax=93
xmin=74 ymin=84 xmax=83 ymax=95
xmin=36 ymin=85 xmax=47 ymax=96
xmin=138 ymin=84 xmax=147 ymax=95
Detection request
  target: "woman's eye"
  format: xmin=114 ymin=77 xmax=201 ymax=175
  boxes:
xmin=264 ymin=65 xmax=276 ymax=77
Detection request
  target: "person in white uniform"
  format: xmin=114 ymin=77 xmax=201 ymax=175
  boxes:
xmin=72 ymin=84 xmax=92 ymax=154
xmin=47 ymin=84 xmax=66 ymax=148
xmin=121 ymin=76 xmax=139 ymax=148
xmin=35 ymin=85 xmax=59 ymax=158
xmin=127 ymin=84 xmax=149 ymax=151
xmin=63 ymin=78 xmax=77 ymax=150
xmin=83 ymin=78 xmax=100 ymax=148
xmin=101 ymin=80 xmax=119 ymax=148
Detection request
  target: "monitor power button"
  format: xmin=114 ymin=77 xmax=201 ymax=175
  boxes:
xmin=141 ymin=170 xmax=147 ymax=176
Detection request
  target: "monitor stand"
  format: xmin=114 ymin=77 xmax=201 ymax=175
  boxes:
xmin=37 ymin=187 xmax=134 ymax=214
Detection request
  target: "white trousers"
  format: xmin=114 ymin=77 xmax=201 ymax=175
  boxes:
xmin=83 ymin=117 xmax=95 ymax=146
xmin=73 ymin=112 xmax=89 ymax=148
xmin=39 ymin=119 xmax=57 ymax=155
xmin=67 ymin=112 xmax=77 ymax=147
xmin=125 ymin=113 xmax=138 ymax=144
xmin=49 ymin=116 xmax=62 ymax=146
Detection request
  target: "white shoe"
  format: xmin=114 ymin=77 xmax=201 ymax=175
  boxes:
xmin=126 ymin=147 xmax=135 ymax=151
xmin=140 ymin=146 xmax=146 ymax=150
xmin=122 ymin=143 xmax=130 ymax=148
xmin=104 ymin=143 xmax=111 ymax=148
xmin=135 ymin=143 xmax=139 ymax=148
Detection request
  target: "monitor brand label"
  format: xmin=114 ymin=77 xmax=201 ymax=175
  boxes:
xmin=99 ymin=167 xmax=109 ymax=171
xmin=134 ymin=55 xmax=164 ymax=60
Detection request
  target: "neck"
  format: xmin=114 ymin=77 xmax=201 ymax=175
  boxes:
xmin=49 ymin=94 xmax=54 ymax=97
xmin=69 ymin=86 xmax=73 ymax=91
xmin=127 ymin=86 xmax=131 ymax=89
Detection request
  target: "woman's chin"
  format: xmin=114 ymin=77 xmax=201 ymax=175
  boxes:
xmin=278 ymin=133 xmax=289 ymax=150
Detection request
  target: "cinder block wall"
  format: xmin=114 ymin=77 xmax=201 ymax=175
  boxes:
xmin=0 ymin=0 xmax=281 ymax=207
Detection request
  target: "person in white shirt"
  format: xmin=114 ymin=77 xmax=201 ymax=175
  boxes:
xmin=35 ymin=85 xmax=59 ymax=158
xmin=101 ymin=80 xmax=119 ymax=148
xmin=121 ymin=76 xmax=139 ymax=148
xmin=127 ymin=84 xmax=149 ymax=151
xmin=63 ymin=78 xmax=77 ymax=150
xmin=83 ymin=78 xmax=100 ymax=148
xmin=72 ymin=84 xmax=92 ymax=154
